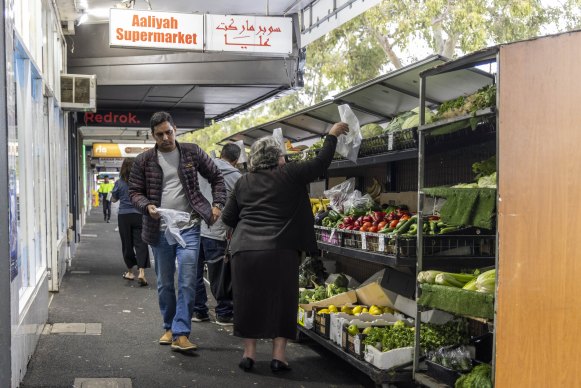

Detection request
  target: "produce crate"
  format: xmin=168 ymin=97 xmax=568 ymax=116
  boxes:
xmin=359 ymin=128 xmax=417 ymax=157
xmin=342 ymin=230 xmax=362 ymax=249
xmin=341 ymin=327 xmax=367 ymax=360
xmin=313 ymin=307 xmax=332 ymax=339
xmin=287 ymin=148 xmax=345 ymax=162
xmin=361 ymin=232 xmax=387 ymax=253
xmin=384 ymin=233 xmax=496 ymax=258
xmin=425 ymin=360 xmax=464 ymax=387
xmin=315 ymin=226 xmax=342 ymax=246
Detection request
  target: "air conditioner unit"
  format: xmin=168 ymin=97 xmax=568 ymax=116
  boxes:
xmin=60 ymin=74 xmax=97 ymax=112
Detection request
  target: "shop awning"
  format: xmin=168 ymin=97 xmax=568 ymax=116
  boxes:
xmin=220 ymin=55 xmax=495 ymax=146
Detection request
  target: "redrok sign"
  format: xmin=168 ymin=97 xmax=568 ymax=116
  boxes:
xmin=82 ymin=110 xmax=205 ymax=128
xmin=85 ymin=111 xmax=140 ymax=125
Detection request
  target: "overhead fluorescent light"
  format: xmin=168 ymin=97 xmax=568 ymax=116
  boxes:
xmin=77 ymin=13 xmax=88 ymax=25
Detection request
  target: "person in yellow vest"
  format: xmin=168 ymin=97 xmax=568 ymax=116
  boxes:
xmin=98 ymin=176 xmax=115 ymax=223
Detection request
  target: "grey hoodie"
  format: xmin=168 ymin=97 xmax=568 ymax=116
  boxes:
xmin=199 ymin=158 xmax=242 ymax=240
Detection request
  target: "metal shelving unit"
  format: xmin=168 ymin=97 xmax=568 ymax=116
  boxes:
xmin=413 ymin=48 xmax=499 ymax=387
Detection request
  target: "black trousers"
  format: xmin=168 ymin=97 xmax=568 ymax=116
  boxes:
xmin=101 ymin=195 xmax=111 ymax=221
xmin=118 ymin=213 xmax=150 ymax=269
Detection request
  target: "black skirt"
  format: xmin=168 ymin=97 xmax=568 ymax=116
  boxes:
xmin=231 ymin=249 xmax=299 ymax=339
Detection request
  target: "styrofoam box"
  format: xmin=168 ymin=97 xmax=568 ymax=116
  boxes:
xmin=364 ymin=344 xmax=414 ymax=370
xmin=394 ymin=295 xmax=454 ymax=324
xmin=330 ymin=313 xmax=401 ymax=345
xmin=337 ymin=318 xmax=395 ymax=347
xmin=297 ymin=307 xmax=314 ymax=329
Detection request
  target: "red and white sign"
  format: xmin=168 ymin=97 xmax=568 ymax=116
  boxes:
xmin=109 ymin=9 xmax=204 ymax=51
xmin=205 ymin=14 xmax=292 ymax=55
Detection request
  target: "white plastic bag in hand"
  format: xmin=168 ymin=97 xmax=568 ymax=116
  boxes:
xmin=156 ymin=208 xmax=191 ymax=248
xmin=272 ymin=128 xmax=286 ymax=154
xmin=336 ymin=104 xmax=362 ymax=163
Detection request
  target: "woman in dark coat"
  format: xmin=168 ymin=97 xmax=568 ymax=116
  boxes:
xmin=221 ymin=122 xmax=349 ymax=372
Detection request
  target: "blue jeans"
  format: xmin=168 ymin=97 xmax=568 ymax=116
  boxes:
xmin=193 ymin=237 xmax=233 ymax=318
xmin=151 ymin=226 xmax=201 ymax=338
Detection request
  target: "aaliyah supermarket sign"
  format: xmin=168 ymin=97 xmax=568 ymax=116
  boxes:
xmin=109 ymin=9 xmax=292 ymax=55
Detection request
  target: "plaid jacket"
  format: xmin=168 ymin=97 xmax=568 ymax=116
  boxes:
xmin=129 ymin=141 xmax=226 ymax=245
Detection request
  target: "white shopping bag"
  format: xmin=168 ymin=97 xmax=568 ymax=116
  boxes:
xmin=336 ymin=104 xmax=362 ymax=163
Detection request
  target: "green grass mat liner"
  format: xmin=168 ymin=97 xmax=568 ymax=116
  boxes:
xmin=424 ymin=187 xmax=496 ymax=230
xmin=418 ymin=284 xmax=494 ymax=320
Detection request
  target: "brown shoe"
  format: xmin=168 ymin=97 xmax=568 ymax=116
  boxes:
xmin=171 ymin=335 xmax=198 ymax=351
xmin=159 ymin=330 xmax=172 ymax=345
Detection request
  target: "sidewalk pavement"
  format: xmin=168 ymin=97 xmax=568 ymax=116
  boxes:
xmin=21 ymin=207 xmax=375 ymax=388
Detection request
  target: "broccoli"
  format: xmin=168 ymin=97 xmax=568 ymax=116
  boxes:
xmin=333 ymin=273 xmax=349 ymax=288
xmin=310 ymin=285 xmax=327 ymax=302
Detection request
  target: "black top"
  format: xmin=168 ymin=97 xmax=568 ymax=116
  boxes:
xmin=222 ymin=135 xmax=338 ymax=255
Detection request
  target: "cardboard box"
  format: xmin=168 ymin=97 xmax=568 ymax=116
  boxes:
xmin=299 ymin=290 xmax=358 ymax=312
xmin=364 ymin=344 xmax=414 ymax=370
xmin=355 ymin=282 xmax=398 ymax=308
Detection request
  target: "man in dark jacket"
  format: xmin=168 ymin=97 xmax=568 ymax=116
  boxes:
xmin=192 ymin=143 xmax=242 ymax=326
xmin=129 ymin=111 xmax=226 ymax=352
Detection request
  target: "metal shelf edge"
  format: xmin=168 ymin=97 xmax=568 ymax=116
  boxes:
xmin=418 ymin=107 xmax=495 ymax=132
xmin=329 ymin=148 xmax=418 ymax=170
xmin=317 ymin=242 xmax=416 ymax=267
xmin=297 ymin=325 xmax=413 ymax=384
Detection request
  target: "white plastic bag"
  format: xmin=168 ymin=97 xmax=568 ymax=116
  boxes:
xmin=336 ymin=104 xmax=362 ymax=163
xmin=323 ymin=178 xmax=356 ymax=213
xmin=272 ymin=128 xmax=286 ymax=155
xmin=156 ymin=208 xmax=191 ymax=248
xmin=106 ymin=192 xmax=112 ymax=201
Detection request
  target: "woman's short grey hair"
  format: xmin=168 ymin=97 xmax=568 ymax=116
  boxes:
xmin=249 ymin=136 xmax=283 ymax=171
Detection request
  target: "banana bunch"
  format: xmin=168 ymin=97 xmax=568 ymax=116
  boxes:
xmin=366 ymin=178 xmax=382 ymax=203
xmin=310 ymin=198 xmax=330 ymax=215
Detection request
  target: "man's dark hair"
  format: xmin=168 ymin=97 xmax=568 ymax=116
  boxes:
xmin=150 ymin=111 xmax=175 ymax=133
xmin=221 ymin=143 xmax=241 ymax=163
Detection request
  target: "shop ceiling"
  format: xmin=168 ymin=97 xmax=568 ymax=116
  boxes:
xmin=55 ymin=0 xmax=382 ymax=145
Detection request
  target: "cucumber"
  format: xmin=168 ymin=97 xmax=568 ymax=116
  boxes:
xmin=439 ymin=226 xmax=461 ymax=234
xmin=395 ymin=215 xmax=417 ymax=235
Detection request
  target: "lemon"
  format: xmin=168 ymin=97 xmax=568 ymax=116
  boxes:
xmin=328 ymin=305 xmax=338 ymax=313
xmin=361 ymin=307 xmax=369 ymax=314
xmin=369 ymin=307 xmax=381 ymax=315
xmin=352 ymin=305 xmax=363 ymax=314
xmin=362 ymin=327 xmax=373 ymax=335
xmin=341 ymin=305 xmax=353 ymax=314
xmin=317 ymin=309 xmax=330 ymax=315
xmin=383 ymin=306 xmax=394 ymax=314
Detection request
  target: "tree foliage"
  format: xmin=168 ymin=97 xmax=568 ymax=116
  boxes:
xmin=180 ymin=0 xmax=579 ymax=151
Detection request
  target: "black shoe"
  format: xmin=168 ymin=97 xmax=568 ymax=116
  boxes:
xmin=270 ymin=359 xmax=291 ymax=373
xmin=191 ymin=312 xmax=210 ymax=322
xmin=238 ymin=357 xmax=254 ymax=372
xmin=215 ymin=315 xmax=234 ymax=326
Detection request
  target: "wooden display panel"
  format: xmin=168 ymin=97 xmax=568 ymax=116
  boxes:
xmin=496 ymin=31 xmax=581 ymax=386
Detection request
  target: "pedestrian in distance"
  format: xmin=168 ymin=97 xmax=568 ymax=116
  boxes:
xmin=129 ymin=111 xmax=226 ymax=353
xmin=98 ymin=176 xmax=114 ymax=223
xmin=221 ymin=122 xmax=349 ymax=372
xmin=192 ymin=143 xmax=242 ymax=326
xmin=111 ymin=158 xmax=150 ymax=286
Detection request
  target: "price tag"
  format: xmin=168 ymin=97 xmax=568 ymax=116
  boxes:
xmin=388 ymin=132 xmax=394 ymax=150
xmin=354 ymin=335 xmax=361 ymax=355
xmin=378 ymin=236 xmax=385 ymax=252
xmin=361 ymin=233 xmax=367 ymax=250
xmin=330 ymin=228 xmax=336 ymax=242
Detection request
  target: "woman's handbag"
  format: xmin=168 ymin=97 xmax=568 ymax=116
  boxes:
xmin=209 ymin=239 xmax=233 ymax=301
